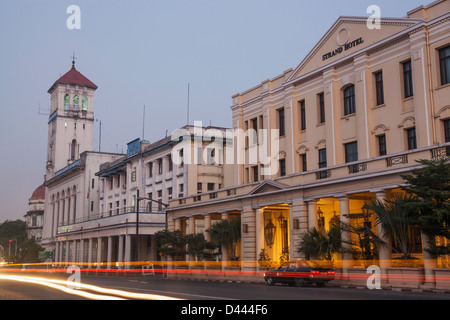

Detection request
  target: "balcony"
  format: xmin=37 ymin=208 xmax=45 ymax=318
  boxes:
xmin=169 ymin=143 xmax=449 ymax=209
xmin=57 ymin=207 xmax=166 ymax=235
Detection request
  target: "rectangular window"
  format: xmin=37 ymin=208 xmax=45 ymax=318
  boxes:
xmin=318 ymin=93 xmax=325 ymax=124
xmin=158 ymin=158 xmax=163 ymax=174
xmin=168 ymin=154 xmax=173 ymax=171
xmin=300 ymin=100 xmax=306 ymax=131
xmin=407 ymin=128 xmax=417 ymax=150
xmin=439 ymin=45 xmax=450 ymax=86
xmin=344 ymin=85 xmax=356 ymax=115
xmin=301 ymin=154 xmax=307 ymax=172
xmin=197 ymin=182 xmax=202 ymax=194
xmin=252 ymin=165 xmax=258 ymax=182
xmin=207 ymin=183 xmax=215 ymax=191
xmin=318 ymin=148 xmax=327 ymax=168
xmin=375 ymin=71 xmax=384 ymax=105
xmin=344 ymin=141 xmax=358 ymax=163
xmin=444 ymin=119 xmax=450 ymax=143
xmin=402 ymin=60 xmax=413 ymax=98
xmin=279 ymin=159 xmax=286 ymax=177
xmin=278 ymin=108 xmax=285 ymax=136
xmin=148 ymin=162 xmax=153 ymax=177
xmin=378 ymin=134 xmax=387 ymax=156
xmin=251 ymin=117 xmax=258 ymax=144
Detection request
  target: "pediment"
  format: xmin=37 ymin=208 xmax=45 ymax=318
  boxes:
xmin=249 ymin=180 xmax=287 ymax=195
xmin=286 ymin=17 xmax=420 ymax=83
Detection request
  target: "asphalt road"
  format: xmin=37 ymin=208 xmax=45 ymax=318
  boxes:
xmin=1 ymin=273 xmax=448 ymax=301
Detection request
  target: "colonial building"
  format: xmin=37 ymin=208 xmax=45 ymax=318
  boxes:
xmin=92 ymin=124 xmax=234 ymax=265
xmin=166 ymin=0 xmax=450 ymax=284
xmin=24 ymin=185 xmax=45 ymax=243
xmin=41 ymin=61 xmax=235 ymax=267
xmin=41 ymin=61 xmax=123 ymax=263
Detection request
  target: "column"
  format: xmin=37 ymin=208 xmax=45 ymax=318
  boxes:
xmin=375 ymin=191 xmax=391 ymax=281
xmin=72 ymin=240 xmax=77 ymax=263
xmin=59 ymin=241 xmax=64 ymax=266
xmin=107 ymin=236 xmax=113 ymax=269
xmin=65 ymin=240 xmax=69 ymax=265
xmin=240 ymin=206 xmax=256 ymax=271
xmin=118 ymin=235 xmax=124 ymax=269
xmin=187 ymin=217 xmax=195 ymax=262
xmin=55 ymin=241 xmax=60 ymax=264
xmin=307 ymin=200 xmax=319 ymax=231
xmin=291 ymin=200 xmax=308 ymax=260
xmin=255 ymin=208 xmax=264 ymax=263
xmin=203 ymin=214 xmax=211 ymax=242
xmin=97 ymin=237 xmax=102 ymax=269
xmin=88 ymin=238 xmax=93 ymax=268
xmin=221 ymin=213 xmax=229 ymax=268
xmin=339 ymin=196 xmax=352 ymax=279
xmin=79 ymin=239 xmax=85 ymax=265
xmin=124 ymin=234 xmax=132 ymax=269
xmin=174 ymin=218 xmax=181 ymax=231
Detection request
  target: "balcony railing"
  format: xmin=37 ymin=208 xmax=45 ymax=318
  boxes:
xmin=386 ymin=154 xmax=408 ymax=167
xmin=59 ymin=206 xmax=165 ymax=226
xmin=170 ymin=144 xmax=450 ymax=209
xmin=348 ymin=162 xmax=367 ymax=174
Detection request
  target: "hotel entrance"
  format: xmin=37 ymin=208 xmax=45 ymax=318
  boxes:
xmin=260 ymin=204 xmax=290 ymax=263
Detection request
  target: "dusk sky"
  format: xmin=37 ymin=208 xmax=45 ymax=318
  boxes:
xmin=0 ymin=0 xmax=428 ymax=221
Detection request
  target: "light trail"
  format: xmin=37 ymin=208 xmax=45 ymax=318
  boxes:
xmin=0 ymin=274 xmax=183 ymax=300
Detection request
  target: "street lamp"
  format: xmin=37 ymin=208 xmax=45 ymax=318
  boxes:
xmin=136 ymin=190 xmax=169 ymax=262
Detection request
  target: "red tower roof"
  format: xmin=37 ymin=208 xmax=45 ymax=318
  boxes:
xmin=48 ymin=65 xmax=98 ymax=93
xmin=30 ymin=185 xmax=46 ymax=199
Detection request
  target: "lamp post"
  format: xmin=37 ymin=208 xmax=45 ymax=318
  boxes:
xmin=136 ymin=191 xmax=169 ymax=262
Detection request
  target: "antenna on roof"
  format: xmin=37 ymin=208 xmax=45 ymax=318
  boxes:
xmin=187 ymin=83 xmax=190 ymax=126
xmin=142 ymin=105 xmax=146 ymax=141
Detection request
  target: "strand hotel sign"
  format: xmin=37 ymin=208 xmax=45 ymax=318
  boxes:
xmin=322 ymin=27 xmax=364 ymax=61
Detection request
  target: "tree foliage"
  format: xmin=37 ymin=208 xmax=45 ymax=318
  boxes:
xmin=400 ymin=158 xmax=450 ymax=256
xmin=0 ymin=220 xmax=43 ymax=263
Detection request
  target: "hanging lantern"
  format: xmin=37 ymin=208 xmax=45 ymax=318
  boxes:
xmin=264 ymin=219 xmax=276 ymax=247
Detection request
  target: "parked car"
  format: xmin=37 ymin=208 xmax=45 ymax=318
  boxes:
xmin=263 ymin=260 xmax=335 ymax=287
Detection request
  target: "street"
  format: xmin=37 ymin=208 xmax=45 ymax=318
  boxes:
xmin=0 ymin=272 xmax=448 ymax=301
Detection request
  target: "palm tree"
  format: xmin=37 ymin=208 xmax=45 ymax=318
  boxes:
xmin=206 ymin=218 xmax=241 ymax=261
xmin=297 ymin=223 xmax=341 ymax=261
xmin=364 ymin=193 xmax=419 ymax=259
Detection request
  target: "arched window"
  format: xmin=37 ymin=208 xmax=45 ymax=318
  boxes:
xmin=71 ymin=139 xmax=77 ymax=160
xmin=82 ymin=96 xmax=87 ymax=111
xmin=73 ymin=95 xmax=79 ymax=111
xmin=64 ymin=94 xmax=70 ymax=110
xmin=343 ymin=85 xmax=355 ymax=115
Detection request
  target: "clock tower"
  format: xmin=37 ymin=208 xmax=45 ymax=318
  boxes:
xmin=45 ymin=59 xmax=98 ymax=181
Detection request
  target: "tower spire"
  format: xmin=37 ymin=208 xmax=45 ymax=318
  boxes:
xmin=71 ymin=52 xmax=77 ymax=69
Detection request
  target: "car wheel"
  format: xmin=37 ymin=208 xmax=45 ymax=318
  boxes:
xmin=266 ymin=277 xmax=275 ymax=286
